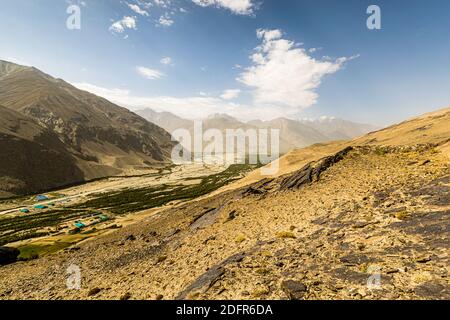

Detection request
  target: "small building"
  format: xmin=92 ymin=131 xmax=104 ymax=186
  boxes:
xmin=97 ymin=215 xmax=109 ymax=222
xmin=34 ymin=205 xmax=48 ymax=210
xmin=36 ymin=195 xmax=49 ymax=201
xmin=19 ymin=209 xmax=30 ymax=213
xmin=74 ymin=222 xmax=86 ymax=229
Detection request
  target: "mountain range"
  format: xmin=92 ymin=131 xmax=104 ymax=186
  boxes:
xmin=136 ymin=109 xmax=378 ymax=154
xmin=0 ymin=60 xmax=176 ymax=198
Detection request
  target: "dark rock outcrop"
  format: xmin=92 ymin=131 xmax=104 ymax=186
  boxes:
xmin=280 ymin=147 xmax=353 ymax=190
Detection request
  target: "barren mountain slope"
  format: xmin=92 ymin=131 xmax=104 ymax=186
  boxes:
xmin=0 ymin=61 xmax=177 ymax=196
xmin=0 ymin=61 xmax=175 ymax=168
xmin=300 ymin=117 xmax=378 ymax=141
xmin=0 ymin=107 xmax=448 ymax=300
xmin=0 ymin=105 xmax=83 ymax=198
xmin=135 ymin=109 xmax=192 ymax=134
xmin=352 ymin=107 xmax=450 ymax=146
xmin=251 ymin=117 xmax=330 ymax=153
xmin=226 ymin=107 xmax=450 ymax=191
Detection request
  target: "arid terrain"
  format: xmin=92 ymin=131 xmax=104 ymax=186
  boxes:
xmin=0 ymin=60 xmax=176 ymax=198
xmin=0 ymin=107 xmax=448 ymax=300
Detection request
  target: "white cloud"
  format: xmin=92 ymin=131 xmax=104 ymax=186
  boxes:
xmin=220 ymin=89 xmax=241 ymax=100
xmin=136 ymin=66 xmax=165 ymax=79
xmin=256 ymin=28 xmax=282 ymax=41
xmin=127 ymin=3 xmax=149 ymax=16
xmin=153 ymin=0 xmax=171 ymax=8
xmin=238 ymin=29 xmax=357 ymax=111
xmin=72 ymin=82 xmax=289 ymax=120
xmin=160 ymin=57 xmax=172 ymax=65
xmin=192 ymin=0 xmax=255 ymax=15
xmin=69 ymin=29 xmax=357 ymax=121
xmin=158 ymin=14 xmax=174 ymax=26
xmin=109 ymin=16 xmax=137 ymax=34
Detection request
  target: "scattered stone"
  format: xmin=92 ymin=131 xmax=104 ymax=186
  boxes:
xmin=416 ymin=256 xmax=432 ymax=263
xmin=329 ymin=284 xmax=344 ymax=292
xmin=415 ymin=282 xmax=449 ymax=299
xmin=125 ymin=235 xmax=136 ymax=241
xmin=357 ymin=244 xmax=366 ymax=251
xmin=224 ymin=210 xmax=237 ymax=222
xmin=339 ymin=254 xmax=372 ymax=266
xmin=256 ymin=268 xmax=270 ymax=275
xmin=88 ymin=287 xmax=101 ymax=296
xmin=203 ymin=236 xmax=216 ymax=245
xmin=120 ymin=292 xmax=132 ymax=300
xmin=251 ymin=285 xmax=270 ymax=297
xmin=276 ymin=231 xmax=296 ymax=239
xmin=395 ymin=211 xmax=409 ymax=220
xmin=155 ymin=294 xmax=164 ymax=300
xmin=352 ymin=221 xmax=372 ymax=229
xmin=156 ymin=255 xmax=167 ymax=263
xmin=243 ymin=187 xmax=266 ymax=196
xmin=385 ymin=268 xmax=400 ymax=274
xmin=358 ymin=288 xmax=368 ymax=297
xmin=348 ymin=288 xmax=358 ymax=296
xmin=331 ymin=267 xmax=369 ymax=283
xmin=281 ymin=280 xmax=308 ymax=300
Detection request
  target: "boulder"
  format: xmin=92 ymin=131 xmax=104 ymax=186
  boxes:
xmin=281 ymin=280 xmax=308 ymax=300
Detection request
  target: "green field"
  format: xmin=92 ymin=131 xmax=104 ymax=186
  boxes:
xmin=75 ymin=164 xmax=259 ymax=214
xmin=0 ymin=164 xmax=259 ymax=247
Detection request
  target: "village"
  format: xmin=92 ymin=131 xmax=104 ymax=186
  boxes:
xmin=0 ymin=161 xmax=255 ymax=261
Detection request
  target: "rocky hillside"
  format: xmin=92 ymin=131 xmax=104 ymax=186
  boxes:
xmin=0 ymin=105 xmax=83 ymax=198
xmin=0 ymin=60 xmax=176 ymax=197
xmin=0 ymin=107 xmax=448 ymax=300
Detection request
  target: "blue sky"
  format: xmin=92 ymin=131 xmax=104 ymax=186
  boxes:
xmin=1 ymin=0 xmax=450 ymax=125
